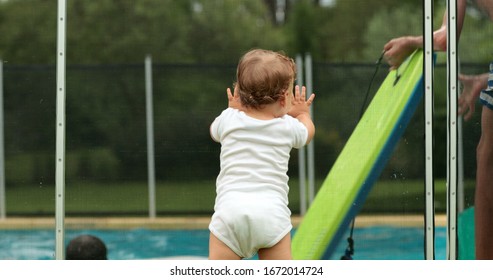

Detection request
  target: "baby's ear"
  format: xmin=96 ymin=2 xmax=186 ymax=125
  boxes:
xmin=279 ymin=91 xmax=288 ymax=106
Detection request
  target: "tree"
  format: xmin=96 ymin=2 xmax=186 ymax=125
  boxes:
xmin=186 ymin=0 xmax=285 ymax=63
xmin=66 ymin=0 xmax=191 ymax=63
xmin=0 ymin=0 xmax=56 ymax=64
xmin=283 ymin=0 xmax=422 ymax=62
xmin=361 ymin=4 xmax=423 ymax=62
xmin=284 ymin=0 xmax=317 ymax=56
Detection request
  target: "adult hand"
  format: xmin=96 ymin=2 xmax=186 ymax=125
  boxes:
xmin=458 ymin=73 xmax=486 ymax=121
xmin=383 ymin=36 xmax=419 ymax=70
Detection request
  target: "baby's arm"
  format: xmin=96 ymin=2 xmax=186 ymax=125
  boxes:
xmin=289 ymin=85 xmax=315 ymax=144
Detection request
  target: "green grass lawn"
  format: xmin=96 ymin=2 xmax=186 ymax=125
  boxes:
xmin=4 ymin=178 xmax=475 ymax=216
xmin=6 ymin=180 xmax=218 ymax=215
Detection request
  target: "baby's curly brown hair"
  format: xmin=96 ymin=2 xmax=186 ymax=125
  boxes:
xmin=235 ymin=49 xmax=296 ymax=109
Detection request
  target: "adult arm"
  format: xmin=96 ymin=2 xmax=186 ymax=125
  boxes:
xmin=383 ymin=0 xmax=466 ymax=70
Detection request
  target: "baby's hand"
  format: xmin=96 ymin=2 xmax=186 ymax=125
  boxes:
xmin=227 ymin=87 xmax=243 ymax=110
xmin=289 ymin=85 xmax=315 ymax=118
xmin=290 ymin=85 xmax=315 ymax=144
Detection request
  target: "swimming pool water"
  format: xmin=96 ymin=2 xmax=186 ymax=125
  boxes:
xmin=0 ymin=226 xmax=447 ymax=260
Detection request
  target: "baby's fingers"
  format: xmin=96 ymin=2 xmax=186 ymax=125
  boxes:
xmin=300 ymin=86 xmax=306 ymax=100
xmin=293 ymin=85 xmax=300 ymax=99
xmin=306 ymin=93 xmax=315 ymax=106
xmin=294 ymin=85 xmax=306 ymax=101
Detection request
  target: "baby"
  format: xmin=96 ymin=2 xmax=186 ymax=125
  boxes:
xmin=209 ymin=49 xmax=315 ymax=260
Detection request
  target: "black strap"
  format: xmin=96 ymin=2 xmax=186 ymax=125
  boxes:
xmin=340 ymin=52 xmax=385 ymax=260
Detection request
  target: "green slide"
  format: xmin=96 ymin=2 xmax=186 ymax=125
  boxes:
xmin=292 ymin=50 xmax=424 ymax=259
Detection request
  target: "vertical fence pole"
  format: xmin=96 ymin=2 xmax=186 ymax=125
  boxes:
xmin=424 ymin=0 xmax=435 ymax=260
xmin=145 ymin=55 xmax=156 ymax=219
xmin=0 ymin=60 xmax=5 ymax=220
xmin=296 ymin=54 xmax=307 ymax=215
xmin=457 ymin=61 xmax=464 ymax=213
xmin=305 ymin=53 xmax=315 ymax=204
xmin=55 ymin=0 xmax=67 ymax=260
xmin=446 ymin=0 xmax=459 ymax=260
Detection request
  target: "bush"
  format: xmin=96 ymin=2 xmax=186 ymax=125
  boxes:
xmin=5 ymin=148 xmax=121 ymax=186
xmin=67 ymin=148 xmax=121 ymax=182
xmin=5 ymin=152 xmax=54 ymax=186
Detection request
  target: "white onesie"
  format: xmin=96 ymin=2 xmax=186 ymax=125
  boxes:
xmin=209 ymin=108 xmax=308 ymax=258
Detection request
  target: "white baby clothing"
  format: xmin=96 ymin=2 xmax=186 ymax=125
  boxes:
xmin=209 ymin=108 xmax=308 ymax=258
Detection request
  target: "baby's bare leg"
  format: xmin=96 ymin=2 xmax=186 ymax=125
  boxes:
xmin=258 ymin=233 xmax=292 ymax=260
xmin=208 ymin=233 xmax=241 ymax=260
